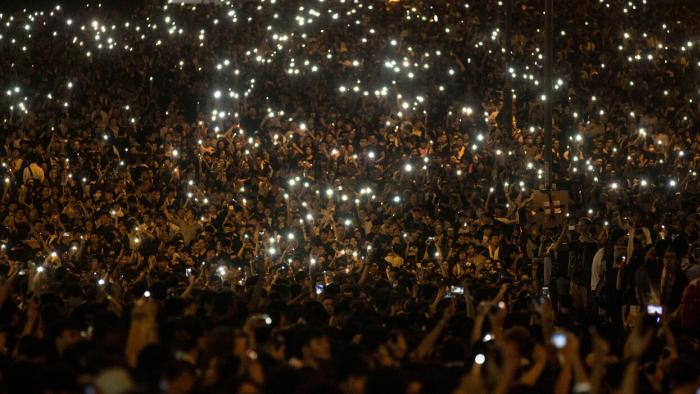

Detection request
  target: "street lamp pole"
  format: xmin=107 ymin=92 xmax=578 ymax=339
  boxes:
xmin=503 ymin=0 xmax=513 ymax=139
xmin=543 ymin=0 xmax=553 ymax=190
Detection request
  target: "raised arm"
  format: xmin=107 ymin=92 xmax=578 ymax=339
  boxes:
xmin=409 ymin=302 xmax=455 ymax=362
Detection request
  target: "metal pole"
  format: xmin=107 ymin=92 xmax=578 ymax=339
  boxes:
xmin=503 ymin=0 xmax=513 ymax=138
xmin=543 ymin=0 xmax=553 ymax=190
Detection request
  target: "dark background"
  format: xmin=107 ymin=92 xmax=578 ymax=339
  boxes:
xmin=2 ymin=0 xmax=699 ymax=14
xmin=1 ymin=0 xmax=151 ymax=13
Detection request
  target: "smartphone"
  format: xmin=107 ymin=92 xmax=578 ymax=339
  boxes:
xmin=490 ymin=301 xmax=506 ymax=314
xmin=450 ymin=285 xmax=464 ymax=295
xmin=551 ymin=332 xmax=567 ymax=349
xmin=647 ymin=304 xmax=663 ymax=315
xmin=253 ymin=314 xmax=272 ymax=325
xmin=542 ymin=286 xmax=550 ymax=297
xmin=315 ymin=282 xmax=324 ymax=295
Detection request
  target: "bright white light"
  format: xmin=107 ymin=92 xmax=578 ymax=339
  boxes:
xmin=475 ymin=354 xmax=486 ymax=365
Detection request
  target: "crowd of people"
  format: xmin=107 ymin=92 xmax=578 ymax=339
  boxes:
xmin=1 ymin=0 xmax=700 ymax=393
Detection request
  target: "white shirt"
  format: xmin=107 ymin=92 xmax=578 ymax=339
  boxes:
xmin=590 ymin=248 xmax=606 ymax=291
